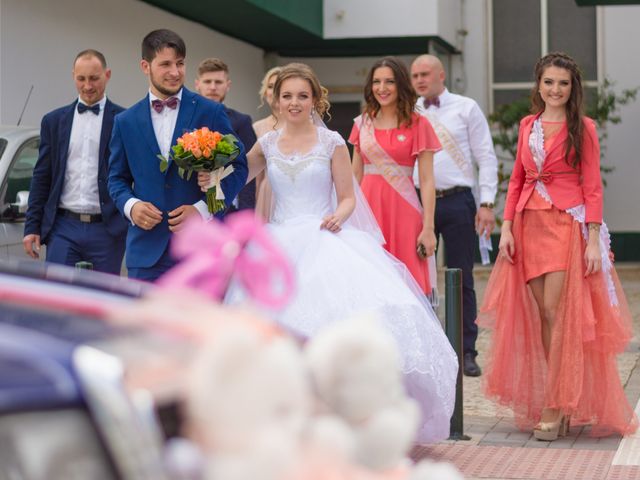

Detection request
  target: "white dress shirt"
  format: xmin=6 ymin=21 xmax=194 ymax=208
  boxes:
xmin=59 ymin=96 xmax=106 ymax=214
xmin=124 ymin=88 xmax=210 ymax=222
xmin=414 ymin=89 xmax=498 ymax=204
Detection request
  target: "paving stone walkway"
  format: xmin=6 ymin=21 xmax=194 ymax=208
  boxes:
xmin=412 ymin=264 xmax=640 ymax=480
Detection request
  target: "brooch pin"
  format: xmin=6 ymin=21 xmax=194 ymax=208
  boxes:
xmin=397 ymin=134 xmax=406 ymax=142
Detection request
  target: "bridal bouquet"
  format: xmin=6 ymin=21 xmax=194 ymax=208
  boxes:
xmin=159 ymin=127 xmax=240 ymax=213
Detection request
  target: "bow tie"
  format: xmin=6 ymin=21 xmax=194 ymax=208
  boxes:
xmin=423 ymin=96 xmax=440 ymax=109
xmin=151 ymin=96 xmax=179 ymax=113
xmin=77 ymin=103 xmax=100 ymax=115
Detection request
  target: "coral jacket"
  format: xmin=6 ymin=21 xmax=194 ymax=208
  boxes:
xmin=503 ymin=113 xmax=602 ymax=224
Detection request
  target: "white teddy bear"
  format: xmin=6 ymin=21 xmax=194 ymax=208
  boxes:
xmin=305 ymin=316 xmax=421 ymax=472
xmin=158 ymin=301 xmax=463 ymax=480
xmin=185 ymin=325 xmax=312 ymax=480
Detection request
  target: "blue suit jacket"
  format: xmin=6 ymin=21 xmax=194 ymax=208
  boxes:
xmin=25 ymin=99 xmax=127 ymax=243
xmin=226 ymin=107 xmax=257 ymax=210
xmin=226 ymin=107 xmax=256 ymax=152
xmin=108 ymin=88 xmax=248 ymax=269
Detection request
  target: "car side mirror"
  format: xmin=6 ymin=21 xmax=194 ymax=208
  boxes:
xmin=14 ymin=191 xmax=29 ymax=214
xmin=3 ymin=191 xmax=29 ymax=220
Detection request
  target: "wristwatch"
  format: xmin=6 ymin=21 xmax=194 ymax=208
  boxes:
xmin=480 ymin=202 xmax=494 ymax=209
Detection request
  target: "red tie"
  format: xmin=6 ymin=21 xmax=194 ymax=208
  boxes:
xmin=151 ymin=96 xmax=179 ymax=113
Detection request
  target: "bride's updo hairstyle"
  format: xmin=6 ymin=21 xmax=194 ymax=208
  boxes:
xmin=271 ymin=63 xmax=331 ymax=119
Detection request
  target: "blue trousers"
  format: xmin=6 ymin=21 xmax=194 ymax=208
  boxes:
xmin=126 ymin=245 xmax=176 ymax=282
xmin=434 ymin=189 xmax=479 ymax=356
xmin=45 ymin=215 xmax=125 ymax=275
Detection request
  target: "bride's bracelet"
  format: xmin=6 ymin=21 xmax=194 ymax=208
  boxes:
xmin=588 ymin=223 xmax=601 ymax=233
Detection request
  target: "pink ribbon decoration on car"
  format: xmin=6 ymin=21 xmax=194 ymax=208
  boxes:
xmin=158 ymin=211 xmax=295 ymax=308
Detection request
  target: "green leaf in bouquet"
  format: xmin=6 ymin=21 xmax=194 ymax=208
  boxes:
xmin=199 ymin=159 xmax=215 ymax=171
xmin=222 ymin=133 xmax=239 ymax=146
xmin=174 ymin=152 xmax=196 ymax=170
xmin=214 ymin=154 xmax=231 ymax=169
xmin=178 ymin=167 xmax=186 ymax=179
xmin=157 ymin=154 xmax=169 ymax=173
xmin=172 ymin=144 xmax=185 ymax=156
xmin=186 ymin=170 xmax=193 ymax=181
xmin=216 ymin=143 xmax=233 ymax=155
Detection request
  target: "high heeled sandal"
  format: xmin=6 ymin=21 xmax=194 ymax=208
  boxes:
xmin=533 ymin=414 xmax=570 ymax=441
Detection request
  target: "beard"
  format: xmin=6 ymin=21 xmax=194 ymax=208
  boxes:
xmin=150 ymin=73 xmax=183 ymax=97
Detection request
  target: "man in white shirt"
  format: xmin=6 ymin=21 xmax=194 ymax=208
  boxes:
xmin=411 ymin=54 xmax=498 ymax=376
xmin=24 ymin=50 xmax=127 ymax=273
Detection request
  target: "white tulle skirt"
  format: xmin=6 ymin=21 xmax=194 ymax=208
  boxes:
xmin=226 ymin=215 xmax=458 ymax=443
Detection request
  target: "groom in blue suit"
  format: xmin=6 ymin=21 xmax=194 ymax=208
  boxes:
xmin=108 ymin=29 xmax=248 ymax=281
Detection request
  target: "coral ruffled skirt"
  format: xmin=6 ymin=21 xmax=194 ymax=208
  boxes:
xmin=479 ymin=200 xmax=637 ymax=437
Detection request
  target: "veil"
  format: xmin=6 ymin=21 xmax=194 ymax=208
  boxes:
xmin=313 ymin=112 xmax=385 ymax=244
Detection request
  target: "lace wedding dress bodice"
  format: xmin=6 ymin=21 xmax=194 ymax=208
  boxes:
xmin=258 ymin=127 xmax=345 ymax=223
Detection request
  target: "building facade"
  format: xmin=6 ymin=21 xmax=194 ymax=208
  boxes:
xmin=1 ymin=0 xmax=638 ymax=255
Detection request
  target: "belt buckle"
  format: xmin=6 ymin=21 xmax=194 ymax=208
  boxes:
xmin=435 ymin=190 xmax=444 ymax=199
xmin=79 ymin=213 xmax=92 ymax=223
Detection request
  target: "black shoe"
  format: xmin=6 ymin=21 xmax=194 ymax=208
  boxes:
xmin=463 ymin=353 xmax=482 ymax=377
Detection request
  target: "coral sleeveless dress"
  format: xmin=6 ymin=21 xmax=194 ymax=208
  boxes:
xmin=349 ymin=113 xmax=441 ymax=294
xmin=479 ymin=121 xmax=637 ymax=437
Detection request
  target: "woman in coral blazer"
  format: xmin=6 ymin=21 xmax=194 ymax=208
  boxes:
xmin=480 ymin=52 xmax=636 ymax=441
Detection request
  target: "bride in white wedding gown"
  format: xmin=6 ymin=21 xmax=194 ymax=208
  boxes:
xmin=200 ymin=63 xmax=457 ymax=443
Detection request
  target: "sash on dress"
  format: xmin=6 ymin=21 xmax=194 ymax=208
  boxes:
xmin=356 ymin=114 xmax=423 ymax=215
xmin=357 ymin=114 xmax=438 ymax=305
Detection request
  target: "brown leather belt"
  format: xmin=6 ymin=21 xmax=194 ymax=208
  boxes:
xmin=58 ymin=208 xmax=103 ymax=223
xmin=435 ymin=186 xmax=471 ymax=199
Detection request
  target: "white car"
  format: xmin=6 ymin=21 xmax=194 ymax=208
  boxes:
xmin=0 ymin=125 xmax=39 ymax=259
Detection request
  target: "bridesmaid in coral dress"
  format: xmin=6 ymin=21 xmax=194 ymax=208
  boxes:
xmin=350 ymin=57 xmax=441 ymax=296
xmin=480 ymin=52 xmax=637 ymax=441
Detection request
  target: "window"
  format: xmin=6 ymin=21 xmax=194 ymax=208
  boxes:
xmin=490 ymin=0 xmax=598 ymax=110
xmin=3 ymin=137 xmax=39 ymax=206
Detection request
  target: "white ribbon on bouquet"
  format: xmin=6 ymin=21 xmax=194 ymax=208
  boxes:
xmin=206 ymin=165 xmax=236 ymax=200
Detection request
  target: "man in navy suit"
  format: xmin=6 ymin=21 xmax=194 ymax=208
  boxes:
xmin=108 ymin=29 xmax=248 ymax=281
xmin=23 ymin=49 xmax=127 ymax=274
xmin=195 ymin=57 xmax=257 ymax=210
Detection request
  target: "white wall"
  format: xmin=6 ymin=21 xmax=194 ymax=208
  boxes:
xmin=0 ymin=0 xmax=266 ymax=127
xmin=600 ymin=6 xmax=640 ymax=231
xmin=323 ymin=0 xmax=459 ymax=47
xmin=456 ymin=0 xmax=490 ymax=113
